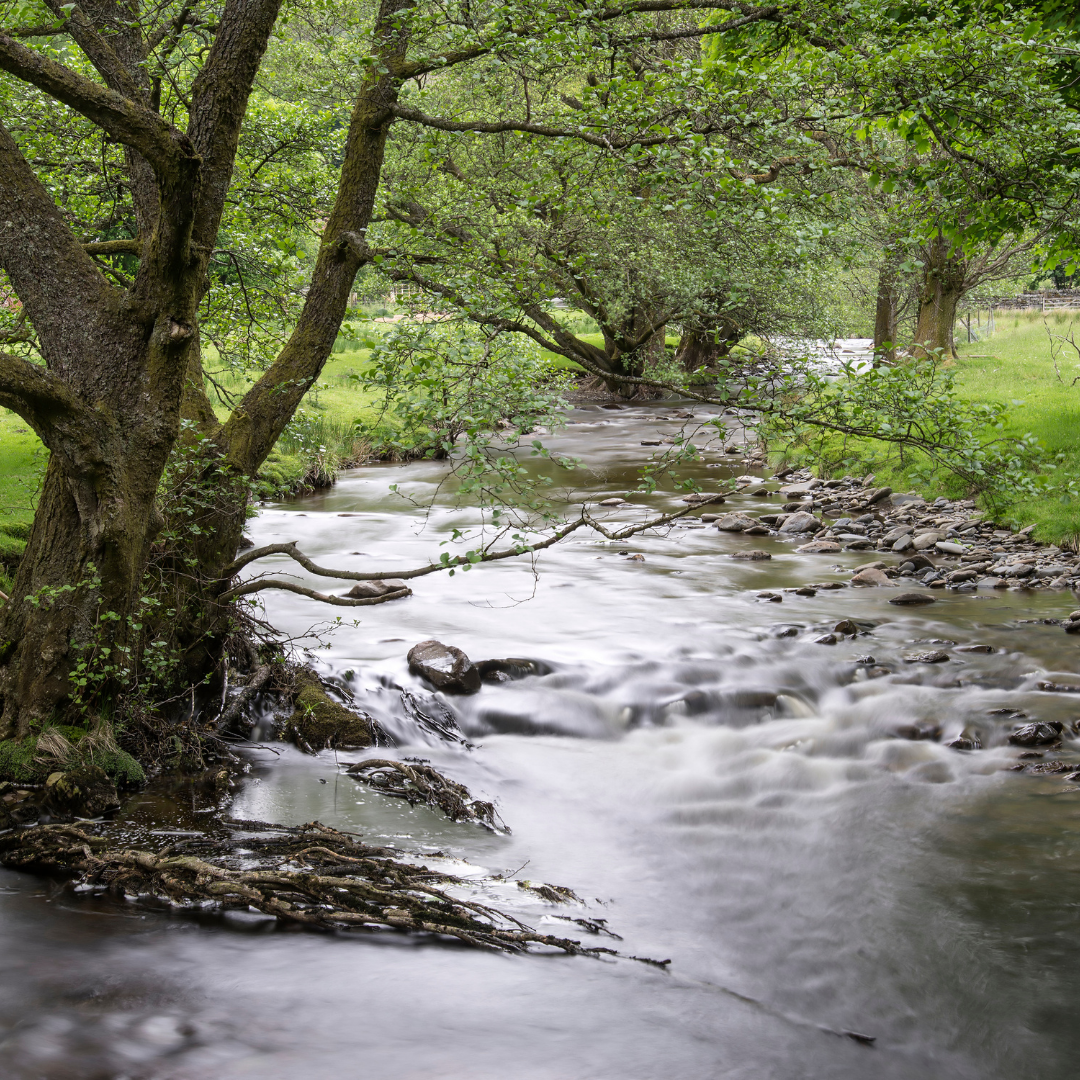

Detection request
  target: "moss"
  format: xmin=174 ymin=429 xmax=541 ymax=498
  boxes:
xmin=287 ymin=674 xmax=376 ymax=751
xmin=0 ymin=532 xmax=25 ymax=574
xmin=0 ymin=521 xmax=32 ymax=541
xmin=0 ymin=734 xmax=145 ymax=789
xmin=0 ymin=737 xmax=45 ymax=783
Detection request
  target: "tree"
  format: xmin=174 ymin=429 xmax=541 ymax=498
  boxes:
xmin=1 ymin=0 xmax=825 ymax=744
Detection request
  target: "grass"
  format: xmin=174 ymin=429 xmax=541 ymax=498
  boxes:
xmin=778 ymin=310 xmax=1080 ymax=544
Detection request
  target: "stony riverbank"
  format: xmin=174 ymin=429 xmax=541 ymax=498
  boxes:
xmin=690 ymin=467 xmax=1080 ymax=612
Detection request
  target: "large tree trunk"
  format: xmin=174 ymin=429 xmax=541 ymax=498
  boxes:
xmin=675 ymin=321 xmax=739 ymax=373
xmin=872 ymin=266 xmax=898 ymax=365
xmin=913 ymin=238 xmax=966 ymax=359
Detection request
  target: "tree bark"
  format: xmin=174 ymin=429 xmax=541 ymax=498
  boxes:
xmin=872 ymin=266 xmax=897 ymax=364
xmin=913 ymin=237 xmax=966 ymax=359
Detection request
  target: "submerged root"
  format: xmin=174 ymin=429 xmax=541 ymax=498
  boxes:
xmin=0 ymin=820 xmax=614 ymax=956
xmin=346 ymin=758 xmax=506 ymax=831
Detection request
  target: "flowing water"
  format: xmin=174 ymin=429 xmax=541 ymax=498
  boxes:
xmin=4 ymin=404 xmax=1080 ymax=1079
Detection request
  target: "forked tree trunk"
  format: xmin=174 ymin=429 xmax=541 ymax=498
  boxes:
xmin=913 ymin=237 xmax=966 ymax=359
xmin=675 ymin=321 xmax=739 ymax=372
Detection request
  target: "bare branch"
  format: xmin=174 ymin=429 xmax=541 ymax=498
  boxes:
xmin=218 ymin=579 xmax=412 ymax=605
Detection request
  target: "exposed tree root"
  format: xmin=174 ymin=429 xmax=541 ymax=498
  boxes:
xmin=347 ymin=758 xmax=506 ymax=831
xmin=0 ymin=819 xmax=617 ymax=956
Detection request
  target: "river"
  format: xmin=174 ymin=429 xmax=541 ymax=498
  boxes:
xmin=2 ymin=402 xmax=1080 ymax=1079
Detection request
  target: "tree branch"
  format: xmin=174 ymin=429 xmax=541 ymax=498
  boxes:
xmin=82 ymin=237 xmax=142 ymax=255
xmin=0 ymin=32 xmax=197 ymax=176
xmin=387 ymin=103 xmax=718 ymax=149
xmin=218 ymin=579 xmax=412 ymax=605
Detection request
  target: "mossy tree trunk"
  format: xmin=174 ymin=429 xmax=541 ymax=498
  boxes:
xmin=913 ymin=236 xmax=966 ymax=359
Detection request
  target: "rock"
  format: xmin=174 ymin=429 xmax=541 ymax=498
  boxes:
xmin=1022 ymin=761 xmax=1072 ymax=775
xmin=749 ymin=488 xmax=772 ymax=497
xmin=641 ymin=440 xmax=661 ymax=446
xmin=700 ymin=514 xmax=722 ymax=523
xmin=882 ymin=526 xmax=913 ymax=544
xmin=796 ymin=540 xmax=841 ymax=553
xmin=730 ymin=550 xmax=771 ymax=560
xmin=599 ymin=497 xmax=627 ymax=506
xmin=889 ymin=591 xmax=936 ymax=605
xmin=894 ymin=721 xmax=942 ymax=741
xmin=899 ymin=554 xmax=937 ymax=573
xmin=476 ymin=658 xmax=551 ymax=682
xmin=936 ymin=541 xmax=967 ymax=555
xmin=682 ymin=493 xmax=724 ymax=504
xmin=865 ymin=486 xmax=893 ymax=504
xmin=756 ymin=591 xmax=783 ymax=602
xmin=1008 ymin=721 xmax=1064 ymax=747
xmin=912 ymin=532 xmax=941 ymax=550
xmin=955 ymin=644 xmax=994 ymax=653
xmin=43 ymin=765 xmax=120 ymax=819
xmin=287 ymin=672 xmax=379 ymax=750
xmin=778 ymin=511 xmax=821 ymax=534
xmin=903 ymin=650 xmax=950 ymax=663
xmin=833 ymin=620 xmax=857 ymax=635
xmin=345 ymin=579 xmax=410 ymax=599
xmin=742 ymin=525 xmax=771 ymax=535
xmin=780 ymin=482 xmax=821 ymax=498
xmin=771 ymin=625 xmax=800 ymax=638
xmin=950 ymin=569 xmax=979 ymax=582
xmin=977 ymin=577 xmax=1007 ymax=590
xmin=814 ymin=634 xmax=838 ymax=645
xmin=851 ymin=567 xmax=894 ymax=587
xmin=947 ymin=727 xmax=983 ymax=751
xmin=714 ymin=512 xmax=760 ymax=532
xmin=407 ymin=640 xmax=481 ymax=694
xmin=1064 ymin=620 xmax=1080 ymax=635
xmin=627 ymin=553 xmax=645 ymax=561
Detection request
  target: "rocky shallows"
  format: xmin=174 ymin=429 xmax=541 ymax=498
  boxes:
xmin=708 ymin=467 xmax=1080 ymax=616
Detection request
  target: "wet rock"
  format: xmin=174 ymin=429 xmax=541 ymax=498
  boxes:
xmin=865 ymin=666 xmax=893 ymax=679
xmin=796 ymin=540 xmax=841 ymax=553
xmin=730 ymin=550 xmax=771 ymax=560
xmin=978 ymin=576 xmax=1008 ymax=590
xmin=950 ymin=569 xmax=979 ymax=582
xmin=407 ymin=640 xmax=482 ymax=694
xmin=43 ymin=765 xmax=120 ymax=819
xmin=894 ymin=721 xmax=942 ymax=741
xmin=1005 ymin=563 xmax=1035 ymax=578
xmin=1008 ymin=721 xmax=1064 ymax=747
xmin=770 ymin=625 xmax=800 ymax=638
xmin=345 ymin=579 xmax=410 ymax=599
xmin=599 ymin=497 xmax=627 ymax=506
xmin=682 ymin=493 xmax=725 ymax=505
xmin=641 ymin=439 xmax=661 ymax=446
xmin=882 ymin=526 xmax=913 ymax=545
xmin=955 ymin=644 xmax=994 ymax=654
xmin=742 ymin=525 xmax=771 ymax=536
xmin=813 ymin=634 xmax=838 ymax=645
xmin=936 ymin=541 xmax=967 ymax=555
xmin=1021 ymin=761 xmax=1072 ymax=775
xmin=898 ymin=554 xmax=937 ymax=573
xmin=778 ymin=511 xmax=822 ymax=534
xmin=714 ymin=512 xmax=760 ymax=532
xmin=811 ymin=582 xmax=848 ymax=590
xmin=627 ymin=553 xmax=646 ymax=561
xmin=780 ymin=481 xmax=821 ymax=498
xmin=287 ymin=673 xmax=379 ymax=750
xmin=947 ymin=727 xmax=983 ymax=750
xmin=889 ymin=591 xmax=936 ymax=605
xmin=791 ymin=586 xmax=816 ymax=596
xmin=1033 ymin=680 xmax=1080 ymax=693
xmin=756 ymin=591 xmax=783 ymax=602
xmin=903 ymin=650 xmax=950 ymax=664
xmin=851 ymin=567 xmax=893 ymax=587
xmin=476 ymin=658 xmax=551 ymax=682
xmin=833 ymin=620 xmax=858 ymax=635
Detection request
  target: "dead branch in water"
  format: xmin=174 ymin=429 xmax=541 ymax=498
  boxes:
xmin=0 ymin=820 xmax=614 ymax=956
xmin=347 ymin=758 xmax=506 ymax=831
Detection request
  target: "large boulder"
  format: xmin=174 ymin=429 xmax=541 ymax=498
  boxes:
xmin=287 ymin=671 xmax=378 ymax=750
xmin=408 ymin=640 xmax=481 ymax=694
xmin=778 ymin=511 xmax=822 ymax=534
xmin=714 ymin=513 xmax=760 ymax=532
xmin=43 ymin=765 xmax=120 ymax=819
